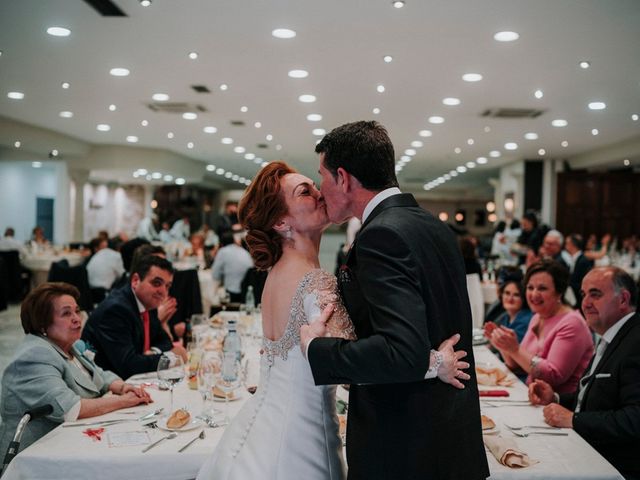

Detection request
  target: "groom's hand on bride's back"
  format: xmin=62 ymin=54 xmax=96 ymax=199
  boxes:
xmin=300 ymin=304 xmax=335 ymax=357
xmin=436 ymin=333 xmax=471 ymax=389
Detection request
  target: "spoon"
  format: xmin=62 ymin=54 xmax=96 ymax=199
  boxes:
xmin=142 ymin=432 xmax=177 ymax=452
xmin=178 ymin=429 xmax=206 ymax=452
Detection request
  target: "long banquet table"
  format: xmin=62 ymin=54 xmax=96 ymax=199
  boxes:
xmin=2 ymin=339 xmax=624 ymax=480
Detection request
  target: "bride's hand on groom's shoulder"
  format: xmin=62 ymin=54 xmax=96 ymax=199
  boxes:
xmin=300 ymin=304 xmax=335 ymax=357
xmin=437 ymin=333 xmax=471 ymax=389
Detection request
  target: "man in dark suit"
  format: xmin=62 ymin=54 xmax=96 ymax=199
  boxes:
xmin=301 ymin=121 xmax=489 ymax=480
xmin=565 ymin=233 xmax=594 ymax=306
xmin=82 ymin=255 xmax=187 ymax=379
xmin=529 ymin=266 xmax=640 ymax=480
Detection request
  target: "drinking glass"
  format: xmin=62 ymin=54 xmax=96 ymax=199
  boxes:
xmin=215 ymin=352 xmax=241 ymax=424
xmin=197 ymin=352 xmax=222 ymax=420
xmin=157 ymin=355 xmax=185 ymax=413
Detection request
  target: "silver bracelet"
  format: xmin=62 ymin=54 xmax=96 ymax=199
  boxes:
xmin=530 ymin=355 xmax=541 ymax=370
xmin=426 ymin=349 xmax=443 ymax=378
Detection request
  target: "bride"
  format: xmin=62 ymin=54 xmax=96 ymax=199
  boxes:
xmin=197 ymin=161 xmax=355 ymax=479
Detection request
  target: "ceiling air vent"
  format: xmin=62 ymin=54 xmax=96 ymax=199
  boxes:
xmin=146 ymin=103 xmax=207 ymax=114
xmin=481 ymin=108 xmax=545 ymax=119
xmin=191 ymin=85 xmax=210 ymax=93
xmin=230 ymin=120 xmax=245 ymax=126
xmin=256 ymin=143 xmax=269 ymax=149
xmin=82 ymin=0 xmax=126 ymax=16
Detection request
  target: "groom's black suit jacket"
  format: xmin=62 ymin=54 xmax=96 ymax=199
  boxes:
xmin=560 ymin=312 xmax=640 ymax=480
xmin=309 ymin=194 xmax=489 ymax=480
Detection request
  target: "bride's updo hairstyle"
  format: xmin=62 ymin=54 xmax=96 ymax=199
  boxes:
xmin=239 ymin=161 xmax=296 ymax=270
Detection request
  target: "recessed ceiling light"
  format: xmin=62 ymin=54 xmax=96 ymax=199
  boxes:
xmin=182 ymin=112 xmax=197 ymax=120
xmin=141 ymin=120 xmax=149 ymax=126
xmin=136 ymin=169 xmax=148 ymax=176
xmin=61 ymin=82 xmax=70 ymax=89
xmin=234 ymin=146 xmax=246 ymax=153
xmin=152 ymin=93 xmax=169 ymax=101
xmin=254 ymin=122 xmax=262 ymax=128
xmin=272 ymin=28 xmax=296 ymax=39
xmin=372 ymin=107 xmax=381 ymax=114
xmin=534 ymin=89 xmax=543 ymax=99
xmin=588 ymin=101 xmax=606 ymax=110
xmin=203 ymin=126 xmax=217 ymax=134
xmin=489 ymin=150 xmax=501 ymax=158
xmin=443 ymin=174 xmax=451 ymax=180
xmin=579 ymin=60 xmax=591 ymax=69
xmin=454 ymin=147 xmax=462 ymax=154
xmin=221 ymin=137 xmax=233 ymax=144
xmin=298 ymin=94 xmax=316 ymax=103
xmin=126 ymin=135 xmax=138 ymax=143
xmin=109 ymin=67 xmax=130 ymax=77
xmin=419 ymin=130 xmax=432 ymax=137
xmin=307 ymin=114 xmax=322 ymax=121
xmin=47 ymin=26 xmax=71 ymax=37
xmin=238 ymin=106 xmax=248 ymax=113
xmin=467 ymin=138 xmax=474 ymax=145
xmin=456 ymin=166 xmax=467 ymax=173
xmin=231 ymin=175 xmax=239 ymax=181
xmin=175 ymin=178 xmax=186 ymax=185
xmin=163 ymin=175 xmax=173 ymax=181
xmin=266 ymin=134 xmax=273 ymax=141
xmin=187 ymin=142 xmax=194 ymax=149
xmin=450 ymin=170 xmax=458 ymax=177
xmin=167 ymin=132 xmax=174 ymax=139
xmin=219 ymin=84 xmax=228 ymax=91
xmin=591 ymin=128 xmax=599 ymax=135
xmin=623 ymin=159 xmax=630 ymax=166
xmin=312 ymin=128 xmax=326 ymax=136
xmin=376 ymin=85 xmax=385 ymax=93
xmin=224 ymin=172 xmax=233 ymax=178
xmin=7 ymin=91 xmax=24 ymax=100
xmin=465 ymin=162 xmax=476 ymax=169
xmin=59 ymin=111 xmax=73 ymax=118
xmin=145 ymin=174 xmax=152 ymax=180
xmin=275 ymin=144 xmax=282 ymax=150
xmin=538 ymin=148 xmax=546 ymax=155
xmin=442 ymin=97 xmax=461 ymax=106
xmin=632 ymin=114 xmax=639 ymax=121
xmin=476 ymin=157 xmax=488 ymax=164
xmin=524 ymin=132 xmax=538 ymax=140
xmin=410 ymin=140 xmax=423 ymax=148
xmin=561 ymin=140 xmax=569 ymax=147
xmin=428 ymin=116 xmax=444 ymax=124
xmin=14 ymin=141 xmax=21 ymax=148
xmin=383 ymin=55 xmax=393 ymax=63
xmin=504 ymin=142 xmax=518 ymax=150
xmin=401 ymin=155 xmax=411 ymax=162
xmin=96 ymin=124 xmax=111 ymax=132
xmin=139 ymin=0 xmax=152 ymax=6
xmin=484 ymin=126 xmax=491 ymax=133
xmin=151 ymin=172 xmax=162 ymax=179
xmin=404 ymin=149 xmax=416 ymax=156
xmin=188 ymin=52 xmax=198 ymax=60
xmin=245 ymin=153 xmax=256 ymax=160
xmin=393 ymin=1 xmax=405 ymax=8
xmin=552 ymin=119 xmax=568 ymax=127
xmin=206 ymin=164 xmax=215 ymax=171
xmin=494 ymin=31 xmax=519 ymax=42
xmin=462 ymin=73 xmax=483 ymax=82
xmin=288 ymin=69 xmax=308 ymax=78
xmin=216 ymin=168 xmax=225 ymax=175
xmin=50 ymin=149 xmax=59 ymax=157
xmin=109 ymin=104 xmax=117 ymax=111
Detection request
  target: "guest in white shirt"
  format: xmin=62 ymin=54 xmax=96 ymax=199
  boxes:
xmin=158 ymin=222 xmax=173 ymax=243
xmin=86 ymin=238 xmax=125 ymax=290
xmin=136 ymin=214 xmax=159 ymax=241
xmin=170 ymin=216 xmax=190 ymax=241
xmin=211 ymin=231 xmax=254 ymax=302
xmin=0 ymin=227 xmax=27 ymax=259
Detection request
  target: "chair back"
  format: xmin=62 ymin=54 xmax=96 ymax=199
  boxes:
xmin=466 ymin=273 xmax=485 ymax=330
xmin=168 ymin=269 xmax=203 ymax=327
xmin=240 ymin=267 xmax=268 ymax=306
xmin=0 ymin=250 xmax=22 ymax=302
xmin=0 ymin=257 xmax=8 ymax=310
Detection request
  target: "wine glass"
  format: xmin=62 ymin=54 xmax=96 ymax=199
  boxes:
xmin=157 ymin=355 xmax=185 ymax=413
xmin=215 ymin=351 xmax=241 ymax=424
xmin=197 ymin=352 xmax=221 ymax=421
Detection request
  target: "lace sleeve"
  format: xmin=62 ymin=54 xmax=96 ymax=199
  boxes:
xmin=301 ymin=270 xmax=356 ymax=341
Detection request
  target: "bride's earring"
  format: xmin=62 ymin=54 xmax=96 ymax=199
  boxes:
xmin=285 ymin=227 xmax=293 ymax=240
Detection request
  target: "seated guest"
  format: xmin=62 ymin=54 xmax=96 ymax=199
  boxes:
xmin=30 ymin=225 xmax=49 ymax=248
xmin=484 ymin=276 xmax=532 ymax=344
xmin=539 ymin=229 xmax=570 ymax=269
xmin=198 ymin=223 xmax=220 ymax=248
xmin=490 ymin=259 xmax=593 ymax=393
xmin=82 ymin=255 xmax=187 ymax=379
xmin=211 ymin=231 xmax=253 ymax=303
xmin=460 ymin=235 xmax=482 ymax=276
xmin=187 ymin=232 xmax=214 ymax=269
xmin=158 ymin=222 xmax=173 ymax=243
xmin=171 ymin=215 xmax=191 ymax=241
xmin=529 ymin=267 xmax=639 ymax=480
xmin=484 ymin=266 xmax=523 ymax=324
xmin=564 ymin=233 xmax=594 ymax=306
xmin=511 ymin=211 xmax=544 ymax=265
xmin=0 ymin=283 xmax=151 ymax=455
xmin=136 ymin=214 xmax=160 ymax=241
xmin=86 ymin=237 xmax=125 ymax=290
xmin=0 ymin=227 xmax=27 ymax=259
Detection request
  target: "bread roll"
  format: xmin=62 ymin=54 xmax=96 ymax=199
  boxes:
xmin=481 ymin=414 xmax=496 ymax=430
xmin=213 ymin=385 xmax=235 ymax=400
xmin=167 ymin=409 xmax=191 ymax=429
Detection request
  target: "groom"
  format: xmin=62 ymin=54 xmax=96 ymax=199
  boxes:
xmin=301 ymin=121 xmax=489 ymax=479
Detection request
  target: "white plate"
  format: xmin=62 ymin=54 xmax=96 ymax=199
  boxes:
xmin=212 ymin=390 xmax=243 ymax=402
xmin=157 ymin=415 xmax=203 ymax=432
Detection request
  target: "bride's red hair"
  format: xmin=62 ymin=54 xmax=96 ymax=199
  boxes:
xmin=239 ymin=161 xmax=296 ymax=269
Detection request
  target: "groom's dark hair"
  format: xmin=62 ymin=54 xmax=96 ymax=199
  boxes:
xmin=315 ymin=120 xmax=398 ymax=191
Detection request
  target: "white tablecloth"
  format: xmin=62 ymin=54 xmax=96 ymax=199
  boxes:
xmin=22 ymin=251 xmax=86 ymax=288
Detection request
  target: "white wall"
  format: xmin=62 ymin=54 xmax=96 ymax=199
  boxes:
xmin=0 ymin=159 xmax=70 ymax=244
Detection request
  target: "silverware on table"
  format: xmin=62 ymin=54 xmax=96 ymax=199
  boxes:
xmin=505 ymin=423 xmax=560 ymax=431
xmin=512 ymin=431 xmax=569 ymax=437
xmin=142 ymin=432 xmax=178 ymax=452
xmin=138 ymin=408 xmax=164 ymax=422
xmin=62 ymin=418 xmax=132 ymax=428
xmin=178 ymin=429 xmax=205 ymax=452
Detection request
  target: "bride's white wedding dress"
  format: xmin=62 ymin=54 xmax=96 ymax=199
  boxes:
xmin=197 ymin=269 xmax=355 ymax=480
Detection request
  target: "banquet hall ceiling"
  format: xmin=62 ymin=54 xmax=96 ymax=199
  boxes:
xmin=1 ymin=0 xmax=639 ymax=194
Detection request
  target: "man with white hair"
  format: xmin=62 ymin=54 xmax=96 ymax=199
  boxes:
xmin=540 ymin=229 xmax=569 ymax=269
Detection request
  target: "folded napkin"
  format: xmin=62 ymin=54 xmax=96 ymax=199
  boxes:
xmin=483 ymin=434 xmax=538 ymax=468
xmin=476 ymin=366 xmax=515 ymax=386
xmin=479 ymin=389 xmax=510 ymax=397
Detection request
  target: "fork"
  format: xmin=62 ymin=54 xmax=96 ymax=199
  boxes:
xmin=505 ymin=423 xmax=560 ymax=431
xmin=512 ymin=430 xmax=568 ymax=437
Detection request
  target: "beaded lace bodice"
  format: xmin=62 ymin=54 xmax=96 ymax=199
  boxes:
xmin=262 ymin=269 xmax=355 ymax=364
